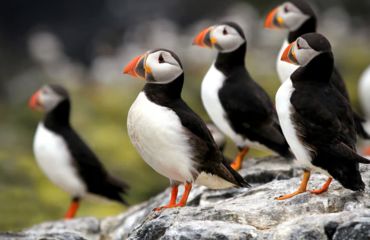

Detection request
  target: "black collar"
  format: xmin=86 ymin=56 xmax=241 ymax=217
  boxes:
xmin=291 ymin=52 xmax=334 ymax=86
xmin=143 ymin=74 xmax=184 ymax=104
xmin=43 ymin=100 xmax=71 ymax=131
xmin=288 ymin=17 xmax=317 ymax=43
xmin=214 ymin=43 xmax=246 ymax=75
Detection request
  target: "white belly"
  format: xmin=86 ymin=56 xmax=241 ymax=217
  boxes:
xmin=359 ymin=66 xmax=370 ymax=121
xmin=277 ymin=40 xmax=299 ymax=84
xmin=127 ymin=92 xmax=197 ymax=183
xmin=33 ymin=123 xmax=87 ymax=197
xmin=201 ymin=64 xmax=246 ymax=147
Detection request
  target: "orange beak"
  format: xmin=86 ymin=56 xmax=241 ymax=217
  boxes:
xmin=264 ymin=7 xmax=283 ymax=29
xmin=28 ymin=90 xmax=42 ymax=110
xmin=192 ymin=27 xmax=214 ymax=48
xmin=123 ymin=54 xmax=146 ymax=79
xmin=281 ymin=41 xmax=298 ymax=64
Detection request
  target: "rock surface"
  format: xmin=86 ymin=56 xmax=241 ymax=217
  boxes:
xmin=3 ymin=156 xmax=370 ymax=240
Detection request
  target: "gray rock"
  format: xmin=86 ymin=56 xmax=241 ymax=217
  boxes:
xmin=4 ymin=156 xmax=370 ymax=240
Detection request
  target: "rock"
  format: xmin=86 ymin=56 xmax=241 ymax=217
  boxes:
xmin=4 ymin=156 xmax=370 ymax=240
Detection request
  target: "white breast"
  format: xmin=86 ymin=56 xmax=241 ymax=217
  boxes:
xmin=201 ymin=64 xmax=244 ymax=147
xmin=275 ymin=80 xmax=312 ymax=166
xmin=276 ymin=80 xmax=331 ymax=175
xmin=359 ymin=66 xmax=370 ymax=124
xmin=33 ymin=123 xmax=87 ymax=197
xmin=277 ymin=40 xmax=299 ymax=84
xmin=127 ymin=92 xmax=197 ymax=183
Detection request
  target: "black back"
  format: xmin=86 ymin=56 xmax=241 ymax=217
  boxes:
xmin=290 ymin=52 xmax=367 ymax=190
xmin=143 ymin=75 xmax=249 ymax=187
xmin=43 ymin=97 xmax=129 ymax=203
xmin=214 ymin=42 xmax=291 ymax=157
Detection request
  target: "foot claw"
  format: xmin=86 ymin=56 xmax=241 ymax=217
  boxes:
xmin=275 ymin=190 xmax=306 ymax=200
xmin=309 ymin=189 xmax=327 ymax=195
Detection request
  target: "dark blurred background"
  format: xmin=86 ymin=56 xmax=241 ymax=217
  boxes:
xmin=0 ymin=0 xmax=369 ymax=230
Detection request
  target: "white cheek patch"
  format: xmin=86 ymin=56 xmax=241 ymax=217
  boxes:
xmin=211 ymin=26 xmax=245 ymax=53
xmin=282 ymin=11 xmax=310 ymax=31
xmin=39 ymin=93 xmax=62 ymax=111
xmin=149 ymin=62 xmax=182 ymax=84
xmin=216 ymin=35 xmax=245 ymax=53
xmin=295 ymin=48 xmax=320 ymax=66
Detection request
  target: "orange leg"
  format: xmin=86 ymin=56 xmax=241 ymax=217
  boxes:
xmin=310 ymin=177 xmax=332 ymax=195
xmin=64 ymin=198 xmax=80 ymax=219
xmin=363 ymin=146 xmax=370 ymax=156
xmin=173 ymin=182 xmax=192 ymax=207
xmin=154 ymin=185 xmax=179 ymax=211
xmin=231 ymin=147 xmax=249 ymax=170
xmin=276 ymin=170 xmax=311 ymax=200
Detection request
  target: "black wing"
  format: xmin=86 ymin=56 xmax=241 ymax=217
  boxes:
xmin=291 ymin=84 xmax=356 ymax=149
xmin=219 ymin=68 xmax=291 ymax=156
xmin=61 ymin=127 xmax=129 ymax=204
xmin=169 ymin=99 xmax=250 ymax=187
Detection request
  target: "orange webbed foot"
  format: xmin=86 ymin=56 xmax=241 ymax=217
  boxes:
xmin=309 ymin=177 xmax=332 ymax=195
xmin=275 ymin=170 xmax=311 ymax=201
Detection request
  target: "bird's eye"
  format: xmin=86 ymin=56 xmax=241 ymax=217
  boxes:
xmin=222 ymin=28 xmax=228 ymax=35
xmin=158 ymin=54 xmax=164 ymax=63
xmin=284 ymin=5 xmax=289 ymax=13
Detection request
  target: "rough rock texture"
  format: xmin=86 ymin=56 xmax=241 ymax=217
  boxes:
xmin=4 ymin=156 xmax=370 ymax=240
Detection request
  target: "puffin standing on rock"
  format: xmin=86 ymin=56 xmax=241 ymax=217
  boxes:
xmin=275 ymin=33 xmax=370 ymax=200
xmin=29 ymin=85 xmax=129 ymax=219
xmin=193 ymin=22 xmax=292 ymax=171
xmin=264 ymin=0 xmax=369 ymax=140
xmin=123 ymin=49 xmax=250 ymax=210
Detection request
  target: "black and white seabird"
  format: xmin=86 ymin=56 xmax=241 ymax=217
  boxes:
xmin=123 ymin=49 xmax=249 ymax=210
xmin=264 ymin=0 xmax=369 ymax=139
xmin=193 ymin=22 xmax=292 ymax=170
xmin=29 ymin=85 xmax=129 ymax=218
xmin=359 ymin=66 xmax=370 ymax=155
xmin=275 ymin=33 xmax=370 ymax=200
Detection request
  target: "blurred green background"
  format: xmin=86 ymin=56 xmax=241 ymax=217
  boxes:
xmin=0 ymin=0 xmax=369 ymax=231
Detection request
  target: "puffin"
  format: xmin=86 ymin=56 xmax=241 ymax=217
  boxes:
xmin=123 ymin=49 xmax=250 ymax=210
xmin=275 ymin=32 xmax=370 ymax=200
xmin=193 ymin=22 xmax=292 ymax=170
xmin=264 ymin=0 xmax=369 ymax=139
xmin=29 ymin=84 xmax=129 ymax=219
xmin=359 ymin=66 xmax=370 ymax=155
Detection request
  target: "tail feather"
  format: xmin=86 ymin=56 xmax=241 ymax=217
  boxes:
xmin=313 ymin=144 xmax=366 ymax=191
xmin=215 ymin=161 xmax=251 ymax=188
xmin=104 ymin=175 xmax=130 ymax=205
xmin=334 ymin=143 xmax=370 ymax=164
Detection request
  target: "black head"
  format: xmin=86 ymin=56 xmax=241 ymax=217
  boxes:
xmin=29 ymin=84 xmax=70 ymax=112
xmin=124 ymin=48 xmax=183 ymax=84
xmin=193 ymin=21 xmax=246 ymax=53
xmin=281 ymin=33 xmax=331 ymax=67
xmin=265 ymin=0 xmax=316 ymax=32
